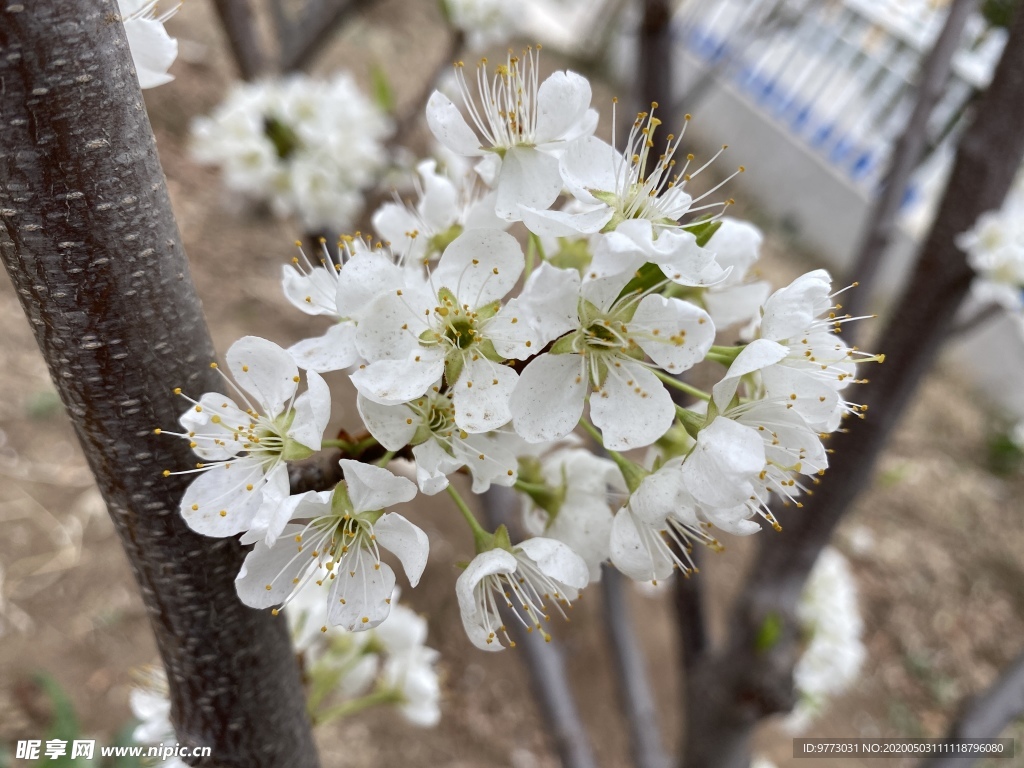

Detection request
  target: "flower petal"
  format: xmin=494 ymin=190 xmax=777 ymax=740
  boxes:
xmin=234 ymin=524 xmax=309 ymax=609
xmin=455 ymin=549 xmax=518 ymax=652
xmin=374 ymin=512 xmax=430 ymax=587
xmin=288 ymin=322 xmax=360 ymax=374
xmin=495 ymin=146 xmax=563 ymax=221
xmin=180 ymin=459 xmax=266 ymax=537
xmin=630 ymin=295 xmax=715 ymax=375
xmin=516 ymin=537 xmax=590 ymax=591
xmin=411 ymin=439 xmax=462 ymax=495
xmin=226 ymin=336 xmax=298 ymax=418
xmin=426 ymin=90 xmax=484 ymax=156
xmin=452 ymin=355 xmax=517 ymax=433
xmin=510 ymin=353 xmax=587 ymax=443
xmin=327 ymin=557 xmax=397 ymax=631
xmin=340 ymin=459 xmax=417 ymax=513
xmin=357 ymin=394 xmax=418 ymax=451
xmin=590 ymin=360 xmax=673 ymax=450
xmin=288 ymin=370 xmax=331 ymax=451
xmin=432 ymin=229 xmax=524 ymax=307
xmin=534 ymin=70 xmax=593 ymax=145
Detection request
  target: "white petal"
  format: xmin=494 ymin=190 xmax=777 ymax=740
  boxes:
xmin=416 ymin=158 xmax=460 ymax=231
xmin=558 ymin=136 xmax=619 ymax=204
xmin=180 ymin=459 xmax=266 ymax=537
xmin=631 ymin=295 xmax=716 ymax=375
xmin=350 ymin=351 xmax=446 ymax=405
xmin=489 ymin=262 xmax=581 ymax=359
xmin=708 ymin=217 xmax=763 ymax=285
xmin=411 ymin=440 xmax=462 ymax=495
xmin=519 ymin=204 xmax=613 ymax=238
xmin=357 ymin=394 xmax=418 ymax=451
xmin=534 ymin=70 xmax=593 ymax=145
xmin=234 ymin=525 xmax=309 ymax=609
xmin=452 ymin=355 xmax=517 ymax=433
xmin=629 ymin=462 xmax=685 ymax=525
xmin=680 ymin=417 xmax=765 ymax=509
xmin=516 ymin=537 xmax=590 ymax=590
xmin=432 ymin=229 xmax=524 ymax=307
xmin=372 ymin=202 xmax=423 ymax=257
xmin=282 ymin=264 xmax=338 ymax=317
xmin=590 ymin=359 xmax=674 ymax=450
xmin=337 ymin=252 xmax=410 ymax=320
xmin=375 ymin=513 xmax=430 ymax=587
xmin=288 ymin=370 xmax=330 ymax=451
xmin=453 ymin=433 xmax=519 ymax=493
xmin=327 ymin=557 xmax=397 ymax=631
xmin=760 ymin=270 xmax=833 ymax=341
xmin=123 ymin=17 xmax=177 ymax=89
xmin=761 ymin=364 xmax=839 ymax=430
xmin=609 ymin=508 xmax=672 ymax=582
xmin=426 ymin=90 xmax=484 ymax=156
xmin=495 ymin=146 xmax=563 ymax=221
xmin=179 ymin=393 xmax=247 ymax=461
xmin=455 ymin=549 xmax=518 ymax=652
xmin=249 ymin=462 xmax=293 ymax=545
xmin=288 ymin=322 xmax=360 ymax=374
xmin=340 ymin=459 xmax=418 ymax=513
xmin=226 ymin=336 xmax=298 ymax=418
xmin=711 ymin=338 xmax=790 ymax=409
xmin=353 ymin=289 xmax=429 ymax=362
xmin=510 ymin=353 xmax=587 ymax=443
xmin=705 ymin=281 xmax=772 ymax=329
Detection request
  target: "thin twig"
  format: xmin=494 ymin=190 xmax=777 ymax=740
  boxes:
xmin=948 ymin=300 xmax=1007 ymax=338
xmin=844 ymin=0 xmax=978 ymax=326
xmin=919 ymin=650 xmax=1024 ymax=768
xmin=481 ymin=487 xmax=598 ymax=768
xmin=211 ymin=0 xmax=269 ymax=80
xmin=279 ymin=0 xmax=374 ymax=73
xmin=602 ymin=565 xmax=672 ymax=768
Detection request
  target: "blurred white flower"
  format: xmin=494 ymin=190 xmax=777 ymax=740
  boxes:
xmin=444 ymin=0 xmax=519 ymax=50
xmin=129 ymin=667 xmax=188 ymax=768
xmin=191 ymin=74 xmax=392 ymax=231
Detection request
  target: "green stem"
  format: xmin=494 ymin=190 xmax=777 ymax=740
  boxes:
xmin=529 ymin=231 xmax=547 ymax=262
xmin=322 ymin=435 xmax=379 ymax=456
xmin=579 ymin=420 xmax=647 ymax=493
xmin=375 ymin=450 xmax=397 ymax=468
xmin=446 ymin=484 xmax=491 ymax=550
xmin=313 ymin=688 xmax=403 ymax=726
xmin=525 ymin=234 xmax=536 ymax=281
xmin=706 ymin=344 xmax=745 ymax=366
xmin=514 ymin=480 xmax=549 ymax=495
xmin=652 ymin=369 xmax=712 ymax=401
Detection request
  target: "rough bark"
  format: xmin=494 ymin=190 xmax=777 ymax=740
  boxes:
xmin=212 ymin=0 xmax=269 ymax=80
xmin=279 ymin=0 xmax=373 ymax=73
xmin=0 ymin=3 xmax=319 ymax=766
xmin=844 ymin=0 xmax=977 ymax=325
xmin=680 ymin=3 xmax=1024 ymax=767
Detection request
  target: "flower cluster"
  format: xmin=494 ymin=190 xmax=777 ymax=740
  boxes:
xmin=786 ymin=547 xmax=866 ymax=733
xmin=956 ymin=184 xmax=1024 ymax=314
xmin=164 ymin=51 xmax=881 ymax=671
xmin=190 ymin=75 xmax=393 ymax=231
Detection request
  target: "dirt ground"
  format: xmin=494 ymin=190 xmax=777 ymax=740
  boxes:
xmin=2 ymin=1 xmax=1024 ymax=767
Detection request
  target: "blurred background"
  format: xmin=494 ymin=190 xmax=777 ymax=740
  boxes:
xmin=1 ymin=0 xmax=1023 ymax=766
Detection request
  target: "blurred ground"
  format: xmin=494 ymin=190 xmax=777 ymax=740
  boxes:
xmin=1 ymin=1 xmax=1023 ymax=767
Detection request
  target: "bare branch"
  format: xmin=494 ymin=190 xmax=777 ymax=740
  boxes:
xmin=481 ymin=487 xmax=599 ymax=768
xmin=0 ymin=4 xmax=317 ymax=765
xmin=602 ymin=566 xmax=672 ymax=768
xmin=844 ymin=0 xmax=977 ymax=324
xmin=212 ymin=0 xmax=270 ymax=80
xmin=679 ymin=4 xmax=1024 ymax=767
xmin=919 ymin=650 xmax=1024 ymax=768
xmin=279 ymin=0 xmax=374 ymax=73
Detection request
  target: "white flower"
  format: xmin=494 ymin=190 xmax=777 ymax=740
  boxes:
xmin=510 ymin=269 xmax=715 ymax=449
xmin=786 ymin=547 xmax=865 ymax=732
xmin=164 ymin=336 xmax=330 ymax=541
xmin=234 ymin=460 xmax=427 ymax=632
xmin=351 ymin=229 xmax=543 ymax=432
xmin=427 ymin=49 xmax=597 ymax=220
xmin=702 ymin=217 xmax=772 ymax=331
xmin=957 ymin=194 xmax=1024 ymax=312
xmin=282 ymin=238 xmax=410 ymax=373
xmin=520 ymin=448 xmax=621 ymax=581
xmin=456 ymin=538 xmax=589 ymax=651
xmin=380 ymin=641 xmax=443 ymax=727
xmin=191 ymin=74 xmax=392 ymax=231
xmin=129 ymin=667 xmax=188 ymax=768
xmin=119 ymin=0 xmax=178 ymax=90
xmin=372 ymin=158 xmax=507 ymax=266
xmin=357 ymin=388 xmax=519 ymax=495
xmin=443 ymin=0 xmax=519 ymax=50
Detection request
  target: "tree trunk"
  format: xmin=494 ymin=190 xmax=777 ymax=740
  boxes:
xmin=0 ymin=3 xmax=319 ymax=766
xmin=681 ymin=3 xmax=1024 ymax=766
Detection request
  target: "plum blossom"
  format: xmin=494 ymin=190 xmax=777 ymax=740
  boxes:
xmin=427 ymin=49 xmax=597 ymax=220
xmin=456 ymin=537 xmax=589 ymax=651
xmin=119 ymin=0 xmax=179 ymax=90
xmin=163 ymin=336 xmax=330 ymax=540
xmin=357 ymin=389 xmax=520 ymax=495
xmin=510 ymin=269 xmax=716 ymax=449
xmin=234 ymin=460 xmax=426 ymax=631
xmin=351 ymin=229 xmax=547 ymax=432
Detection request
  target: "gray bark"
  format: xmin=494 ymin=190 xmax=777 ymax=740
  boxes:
xmin=680 ymin=3 xmax=1024 ymax=767
xmin=279 ymin=0 xmax=373 ymax=73
xmin=0 ymin=3 xmax=319 ymax=766
xmin=844 ymin=0 xmax=977 ymax=325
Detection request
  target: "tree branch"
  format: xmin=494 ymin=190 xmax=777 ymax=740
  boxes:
xmin=211 ymin=0 xmax=269 ymax=80
xmin=679 ymin=3 xmax=1024 ymax=767
xmin=0 ymin=4 xmax=318 ymax=765
xmin=919 ymin=650 xmax=1024 ymax=768
xmin=844 ymin=0 xmax=977 ymax=325
xmin=279 ymin=0 xmax=374 ymax=73
xmin=602 ymin=565 xmax=672 ymax=768
xmin=481 ymin=487 xmax=598 ymax=768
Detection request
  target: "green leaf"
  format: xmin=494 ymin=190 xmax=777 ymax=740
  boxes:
xmin=682 ymin=217 xmax=722 ymax=248
xmin=370 ymin=63 xmax=394 ymax=113
xmin=616 ymin=262 xmax=665 ymax=301
xmin=754 ymin=612 xmax=783 ymax=653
